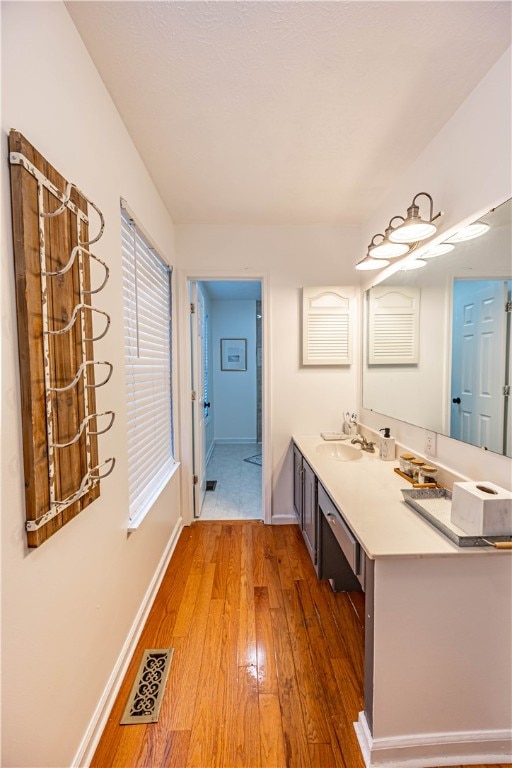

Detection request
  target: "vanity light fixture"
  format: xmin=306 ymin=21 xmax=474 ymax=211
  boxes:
xmin=446 ymin=220 xmax=490 ymax=243
xmin=389 ymin=192 xmax=442 ymax=244
xmin=423 ymin=242 xmax=455 ymax=258
xmin=356 ymin=191 xmax=443 ymax=273
xmin=400 ymin=258 xmax=427 ymax=270
xmin=368 ymin=219 xmax=410 ymax=259
xmin=355 ymin=255 xmax=390 ymax=271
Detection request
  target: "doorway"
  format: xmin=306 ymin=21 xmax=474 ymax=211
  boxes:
xmin=189 ymin=279 xmax=264 ymax=520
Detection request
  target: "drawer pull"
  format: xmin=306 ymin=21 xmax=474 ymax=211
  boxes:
xmin=327 ymin=513 xmax=337 ymax=525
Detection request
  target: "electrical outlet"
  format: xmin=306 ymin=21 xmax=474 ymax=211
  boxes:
xmin=425 ymin=430 xmax=437 ymax=458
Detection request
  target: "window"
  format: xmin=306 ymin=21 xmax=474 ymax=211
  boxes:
xmin=121 ymin=205 xmax=175 ymax=527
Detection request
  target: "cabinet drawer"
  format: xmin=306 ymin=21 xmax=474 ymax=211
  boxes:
xmin=318 ymin=484 xmax=360 ymax=577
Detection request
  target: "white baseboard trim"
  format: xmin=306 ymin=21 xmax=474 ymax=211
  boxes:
xmin=271 ymin=513 xmax=298 ymax=525
xmin=73 ymin=516 xmax=184 ymax=768
xmin=205 ymin=440 xmax=215 ymax=465
xmin=214 ymin=438 xmax=258 ymax=445
xmin=354 ymin=712 xmax=512 ymax=767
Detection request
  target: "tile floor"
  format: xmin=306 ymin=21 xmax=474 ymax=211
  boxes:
xmin=199 ymin=442 xmax=262 ymax=520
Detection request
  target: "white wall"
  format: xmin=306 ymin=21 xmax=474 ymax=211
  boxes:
xmin=176 ymin=226 xmax=362 ymax=520
xmin=359 ymin=47 xmax=512 ymax=489
xmin=1 ymin=4 xmax=182 ymax=767
xmin=212 ymin=299 xmax=257 ymax=442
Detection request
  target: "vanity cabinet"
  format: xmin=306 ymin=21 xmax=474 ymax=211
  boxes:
xmin=292 ymin=434 xmax=512 ymax=766
xmin=293 ymin=445 xmax=318 ymax=567
xmin=318 ymin=483 xmax=364 ymax=592
xmin=294 ymin=443 xmax=367 ymax=584
xmin=293 ymin=442 xmax=373 ymax=729
xmin=293 ymin=444 xmax=303 ymax=522
xmin=302 ymin=459 xmax=317 ymax=565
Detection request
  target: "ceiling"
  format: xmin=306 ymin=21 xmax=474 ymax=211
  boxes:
xmin=66 ymin=1 xmax=511 ymax=226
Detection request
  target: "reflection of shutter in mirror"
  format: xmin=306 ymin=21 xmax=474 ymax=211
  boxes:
xmin=368 ymin=286 xmax=420 ymax=365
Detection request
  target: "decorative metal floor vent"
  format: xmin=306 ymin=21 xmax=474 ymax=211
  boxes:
xmin=120 ymin=648 xmax=173 ymax=725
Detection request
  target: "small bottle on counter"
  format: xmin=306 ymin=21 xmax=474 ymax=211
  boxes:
xmin=417 ymin=465 xmax=438 ymax=484
xmin=410 ymin=458 xmax=425 ymax=480
xmin=399 ymin=453 xmax=415 ymax=476
xmin=379 ymin=427 xmax=395 ymax=461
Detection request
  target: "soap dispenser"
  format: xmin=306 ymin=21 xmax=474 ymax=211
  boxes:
xmin=379 ymin=427 xmax=395 ymax=461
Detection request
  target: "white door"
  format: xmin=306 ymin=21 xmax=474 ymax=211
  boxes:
xmin=451 ymin=280 xmax=508 ymax=452
xmin=191 ymin=282 xmax=207 ymax=518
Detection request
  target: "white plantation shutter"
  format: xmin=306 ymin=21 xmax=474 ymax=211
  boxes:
xmin=121 ymin=208 xmax=175 ymax=527
xmin=302 ymin=287 xmax=354 ymax=365
xmin=368 ymin=286 xmax=420 ymax=364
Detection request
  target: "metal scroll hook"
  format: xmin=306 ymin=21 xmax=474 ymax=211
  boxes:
xmin=50 ymin=411 xmax=116 ymax=449
xmin=43 ymin=246 xmax=110 ymax=294
xmin=48 ymin=360 xmax=113 ymax=393
xmin=42 ymin=181 xmax=105 ymax=245
xmin=45 ymin=305 xmax=111 ymax=342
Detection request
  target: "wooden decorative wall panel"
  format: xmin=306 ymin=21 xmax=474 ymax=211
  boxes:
xmin=9 ymin=131 xmax=114 ymax=547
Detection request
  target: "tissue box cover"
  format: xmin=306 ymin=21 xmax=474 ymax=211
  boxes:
xmin=450 ymin=481 xmax=512 ymax=536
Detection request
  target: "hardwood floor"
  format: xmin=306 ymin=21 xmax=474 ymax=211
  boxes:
xmin=91 ymin=522 xmax=508 ymax=768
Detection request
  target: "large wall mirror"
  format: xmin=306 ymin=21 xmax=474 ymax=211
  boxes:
xmin=363 ymin=197 xmax=511 ymax=457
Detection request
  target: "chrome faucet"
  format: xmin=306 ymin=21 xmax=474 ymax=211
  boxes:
xmin=351 ymin=435 xmax=376 ymax=453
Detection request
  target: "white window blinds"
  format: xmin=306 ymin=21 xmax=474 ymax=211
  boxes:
xmin=121 ymin=208 xmax=175 ymax=527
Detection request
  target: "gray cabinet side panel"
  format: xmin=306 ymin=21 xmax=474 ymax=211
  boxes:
xmin=364 ymin=556 xmax=375 ymax=733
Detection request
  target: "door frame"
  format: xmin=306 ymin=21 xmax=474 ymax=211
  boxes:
xmin=178 ymin=269 xmax=271 ymax=525
xmin=190 ymin=281 xmax=207 ymax=518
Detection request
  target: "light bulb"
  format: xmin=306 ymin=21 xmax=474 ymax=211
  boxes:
xmin=355 ymin=256 xmax=390 ymax=271
xmin=369 ymin=241 xmax=409 ymax=259
xmin=389 ymin=220 xmax=437 ymax=243
xmin=446 ymin=221 xmax=489 ymax=243
xmin=401 ymin=259 xmax=427 ymax=271
xmin=423 ymin=243 xmax=455 ymax=258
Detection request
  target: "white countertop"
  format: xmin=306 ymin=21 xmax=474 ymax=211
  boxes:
xmin=293 ymin=434 xmax=497 ymax=559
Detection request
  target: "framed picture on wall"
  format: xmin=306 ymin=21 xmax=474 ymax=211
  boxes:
xmin=220 ymin=338 xmax=247 ymax=371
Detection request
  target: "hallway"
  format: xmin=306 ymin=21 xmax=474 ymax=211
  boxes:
xmin=200 ymin=444 xmax=262 ymax=521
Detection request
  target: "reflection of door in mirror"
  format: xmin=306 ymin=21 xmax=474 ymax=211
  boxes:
xmin=451 ymin=279 xmax=510 ymax=454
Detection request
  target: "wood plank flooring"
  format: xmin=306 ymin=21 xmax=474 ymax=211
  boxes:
xmin=91 ymin=522 xmax=508 ymax=768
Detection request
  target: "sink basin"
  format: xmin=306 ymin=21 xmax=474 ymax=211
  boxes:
xmin=315 ymin=442 xmax=362 ymax=462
